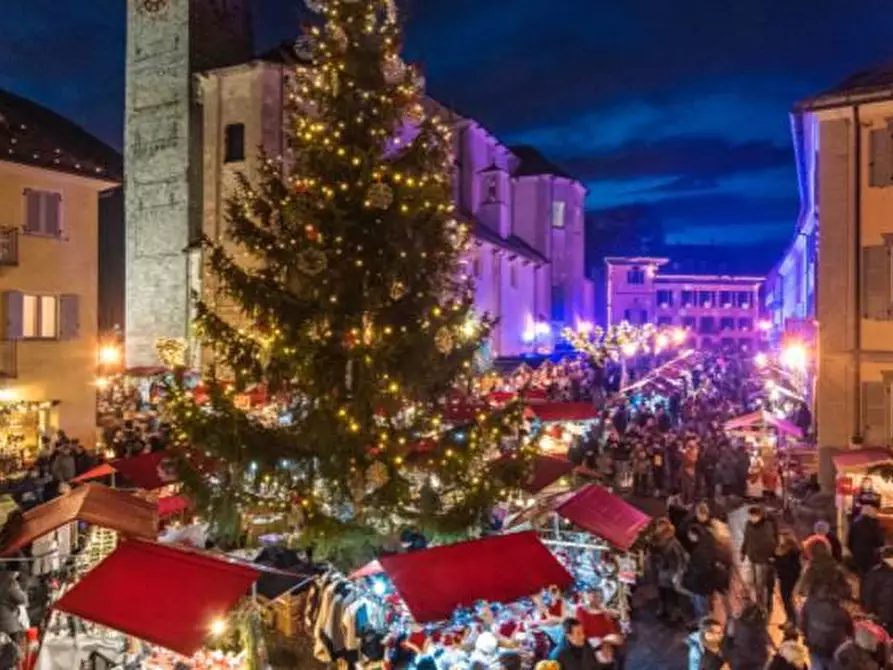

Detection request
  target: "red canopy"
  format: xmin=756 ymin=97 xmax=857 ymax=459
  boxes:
xmin=53 ymin=540 xmax=259 ymax=656
xmin=525 ymin=402 xmax=598 ymax=423
xmin=379 ymin=531 xmax=572 ymax=623
xmin=522 ymin=455 xmax=575 ymax=493
xmin=1 ymin=484 xmax=157 ymax=556
xmin=70 ymin=463 xmax=117 ymax=484
xmin=157 ymin=495 xmax=192 ymax=520
xmin=556 ymin=485 xmax=651 ymax=552
xmin=112 ymin=452 xmax=180 ymax=490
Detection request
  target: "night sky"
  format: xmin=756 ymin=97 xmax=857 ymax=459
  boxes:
xmin=3 ymin=0 xmax=893 ymax=256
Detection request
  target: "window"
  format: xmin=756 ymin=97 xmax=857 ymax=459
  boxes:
xmin=738 ymin=318 xmax=754 ymax=331
xmin=719 ymin=291 xmax=733 ymax=307
xmin=509 ymin=262 xmax=518 ymax=289
xmin=224 ymin=123 xmax=246 ymax=163
xmin=657 ymin=316 xmax=673 ymax=326
xmin=656 ymin=290 xmax=674 ymax=308
xmin=681 ymin=290 xmax=695 ymax=308
xmin=698 ymin=316 xmax=715 ymax=334
xmin=720 ymin=317 xmax=735 ymax=331
xmin=472 ymin=254 xmax=482 ymax=278
xmin=626 ymin=267 xmax=645 ymax=284
xmin=623 ymin=309 xmax=647 ymax=325
xmin=869 ymin=127 xmax=893 ymax=188
xmin=698 ymin=291 xmax=714 ymax=307
xmin=23 ymin=295 xmax=57 ymax=338
xmin=681 ymin=316 xmax=696 ymax=330
xmin=736 ymin=291 xmax=751 ymax=308
xmin=486 ymin=177 xmax=498 ymax=203
xmin=552 ymin=201 xmax=566 ymax=229
xmin=23 ymin=189 xmax=62 ymax=237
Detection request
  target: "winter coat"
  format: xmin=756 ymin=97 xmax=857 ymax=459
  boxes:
xmin=766 ymin=640 xmax=807 ymax=670
xmin=653 ymin=538 xmax=688 ymax=589
xmin=682 ymin=532 xmax=720 ymax=596
xmin=740 ymin=517 xmax=777 ymax=565
xmin=799 ymin=595 xmax=853 ymax=658
xmin=727 ymin=609 xmax=770 ymax=670
xmin=50 ymin=453 xmax=75 ymax=483
xmin=686 ymin=632 xmax=726 ymax=670
xmin=550 ymin=640 xmax=599 ymax=670
xmin=848 ymin=515 xmax=885 ymax=574
xmin=862 ymin=563 xmax=893 ymax=632
xmin=775 ymin=548 xmax=802 ymax=598
xmin=0 ymin=572 xmax=26 ymax=635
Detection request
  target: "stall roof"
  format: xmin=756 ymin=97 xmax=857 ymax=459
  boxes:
xmin=522 ymin=455 xmax=575 ymax=493
xmin=723 ymin=411 xmax=804 ymax=438
xmin=556 ymin=485 xmax=652 ymax=552
xmin=53 ymin=540 xmax=260 ymax=657
xmin=111 ymin=452 xmax=179 ymax=490
xmin=70 ymin=463 xmax=117 ymax=484
xmin=833 ymin=448 xmax=893 ymax=472
xmin=0 ymin=484 xmax=157 ymax=556
xmin=525 ymin=402 xmax=598 ymax=423
xmin=379 ymin=531 xmax=572 ymax=623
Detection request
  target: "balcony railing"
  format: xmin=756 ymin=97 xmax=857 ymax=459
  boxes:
xmin=0 ymin=227 xmax=18 ymax=266
xmin=0 ymin=341 xmax=17 ymax=379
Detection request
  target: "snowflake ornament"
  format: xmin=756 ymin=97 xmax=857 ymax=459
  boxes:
xmin=297 ymin=247 xmax=328 ymax=276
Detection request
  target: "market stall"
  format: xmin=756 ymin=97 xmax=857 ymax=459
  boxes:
xmin=833 ymin=448 xmax=893 ymax=537
xmin=524 ymin=403 xmax=599 ymax=456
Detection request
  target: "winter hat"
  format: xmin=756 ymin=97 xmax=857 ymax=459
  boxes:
xmin=802 ymin=534 xmax=831 ymax=560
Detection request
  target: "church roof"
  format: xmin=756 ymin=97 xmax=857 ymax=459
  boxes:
xmin=509 ymin=145 xmax=577 ymax=181
xmin=0 ymin=89 xmax=121 ymax=182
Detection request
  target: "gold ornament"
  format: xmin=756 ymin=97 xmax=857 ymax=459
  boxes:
xmin=389 ymin=281 xmax=407 ymax=301
xmin=382 ymin=55 xmax=405 ymax=85
xmin=308 ymin=318 xmax=331 ymax=341
xmin=154 ymin=337 xmax=186 ymax=368
xmin=435 ymin=327 xmax=454 ymax=354
xmin=297 ymin=247 xmax=327 ymax=276
xmin=367 ymin=183 xmax=393 ymax=210
xmin=405 ymin=104 xmax=425 ymax=126
xmin=366 ymin=462 xmax=390 ymax=489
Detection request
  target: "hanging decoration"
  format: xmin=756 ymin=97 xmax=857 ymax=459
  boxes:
xmin=327 ymin=24 xmax=348 ymax=52
xmin=297 ymin=247 xmax=328 ymax=276
xmin=389 ymin=281 xmax=407 ymax=301
xmin=382 ymin=55 xmax=405 ymax=85
xmin=435 ymin=327 xmax=455 ymax=355
xmin=366 ymin=461 xmax=390 ymax=489
xmin=366 ymin=182 xmax=394 ymax=210
xmin=405 ymin=103 xmax=425 ymax=126
xmin=293 ymin=36 xmax=315 ymax=61
xmin=155 ymin=337 xmax=186 ymax=368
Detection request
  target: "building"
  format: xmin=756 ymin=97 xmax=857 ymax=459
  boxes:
xmin=605 ymin=256 xmax=764 ymax=350
xmin=124 ymin=1 xmax=593 ymax=365
xmin=0 ymin=89 xmax=121 ymax=450
xmin=778 ymin=66 xmax=893 ymax=466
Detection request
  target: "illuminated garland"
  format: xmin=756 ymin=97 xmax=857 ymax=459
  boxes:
xmin=561 ymin=321 xmax=686 ymax=368
xmin=163 ymin=0 xmax=534 ymax=551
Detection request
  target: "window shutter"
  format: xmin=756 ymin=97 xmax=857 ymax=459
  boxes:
xmin=2 ymin=292 xmax=23 ymax=341
xmin=862 ymin=245 xmax=892 ymax=319
xmin=870 ymin=128 xmax=893 ymax=187
xmin=862 ymin=381 xmax=889 ymax=445
xmin=58 ymin=294 xmax=80 ymax=340
xmin=23 ymin=190 xmax=41 ymax=233
xmin=44 ymin=193 xmax=61 ymax=237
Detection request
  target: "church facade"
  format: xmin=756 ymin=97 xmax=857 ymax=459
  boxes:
xmin=124 ymin=0 xmax=593 ymax=366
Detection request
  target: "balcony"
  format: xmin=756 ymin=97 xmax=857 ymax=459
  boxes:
xmin=0 ymin=228 xmax=18 ymax=266
xmin=0 ymin=341 xmax=17 ymax=379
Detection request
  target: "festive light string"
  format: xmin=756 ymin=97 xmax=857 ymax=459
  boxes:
xmin=156 ymin=0 xmax=536 ymax=544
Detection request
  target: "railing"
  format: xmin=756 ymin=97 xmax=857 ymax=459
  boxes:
xmin=0 ymin=227 xmax=18 ymax=266
xmin=0 ymin=341 xmax=16 ymax=379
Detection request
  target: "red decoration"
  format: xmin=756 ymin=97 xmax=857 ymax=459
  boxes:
xmin=837 ymin=476 xmax=854 ymax=495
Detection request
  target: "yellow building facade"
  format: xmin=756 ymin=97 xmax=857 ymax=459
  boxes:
xmin=0 ymin=90 xmax=120 ymax=454
xmin=795 ymin=72 xmax=893 ymax=483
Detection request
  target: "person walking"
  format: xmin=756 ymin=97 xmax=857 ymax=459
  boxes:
xmin=550 ymin=618 xmax=599 ymax=670
xmin=799 ymin=589 xmax=853 ymax=670
xmin=725 ymin=599 xmax=770 ymax=670
xmin=848 ymin=504 xmax=885 ymax=583
xmin=740 ymin=505 xmax=778 ymax=613
xmin=681 ymin=525 xmax=719 ymax=620
xmin=775 ymin=530 xmax=802 ymax=627
xmin=862 ymin=547 xmax=893 ymax=635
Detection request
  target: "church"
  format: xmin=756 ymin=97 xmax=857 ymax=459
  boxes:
xmin=124 ymin=0 xmax=594 ymax=367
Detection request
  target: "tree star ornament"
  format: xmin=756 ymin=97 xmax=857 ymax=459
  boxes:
xmin=435 ymin=327 xmax=455 ymax=354
xmin=366 ymin=183 xmax=394 ymax=210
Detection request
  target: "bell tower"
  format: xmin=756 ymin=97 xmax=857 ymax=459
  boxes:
xmin=124 ymin=0 xmax=253 ymax=367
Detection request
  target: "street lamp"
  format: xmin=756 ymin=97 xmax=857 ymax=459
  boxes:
xmin=672 ymin=328 xmax=687 ymax=345
xmin=98 ymin=344 xmax=122 ymax=366
xmin=780 ymin=342 xmax=808 ymax=372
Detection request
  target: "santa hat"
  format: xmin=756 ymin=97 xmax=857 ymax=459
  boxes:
xmin=802 ymin=534 xmax=831 ymax=560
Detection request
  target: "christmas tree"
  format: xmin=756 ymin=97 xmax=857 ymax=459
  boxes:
xmin=167 ymin=0 xmax=530 ymax=553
